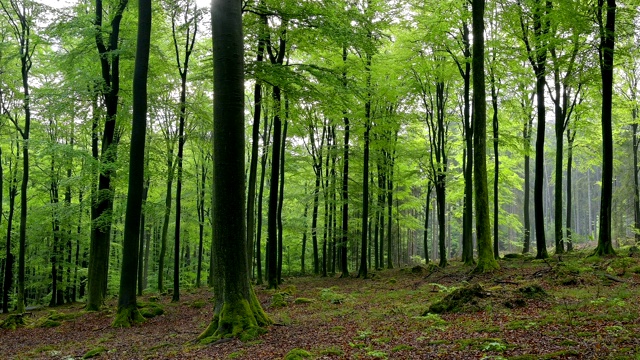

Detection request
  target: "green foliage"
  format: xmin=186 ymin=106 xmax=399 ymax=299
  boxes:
xmin=0 ymin=314 xmax=25 ymax=330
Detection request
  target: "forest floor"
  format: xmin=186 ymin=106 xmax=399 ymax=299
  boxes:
xmin=2 ymin=250 xmax=640 ymax=359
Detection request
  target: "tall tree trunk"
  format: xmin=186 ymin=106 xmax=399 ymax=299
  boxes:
xmin=359 ymin=53 xmax=372 ymax=279
xmin=378 ymin=164 xmax=385 ymax=269
xmin=633 ymin=119 xmax=640 ymax=244
xmin=2 ymin=153 xmax=17 ymax=313
xmin=423 ymin=183 xmax=432 ymax=262
xmin=113 ymin=0 xmax=150 ymax=325
xmin=196 ymin=162 xmax=206 ymax=287
xmin=255 ymin=111 xmax=271 ymax=285
xmin=387 ymin=157 xmax=394 ymax=269
xmin=266 ymin=30 xmax=286 ymax=288
xmin=87 ymin=0 xmax=129 ymax=311
xmin=472 ymin=0 xmax=499 ymax=273
xmin=491 ymin=68 xmax=499 ymax=259
xmin=340 ymin=45 xmax=350 ymax=278
xmin=137 ymin=177 xmax=148 ymax=296
xmin=595 ymin=0 xmax=616 ymax=255
xmin=247 ymin=12 xmax=266 ymax=277
xmin=277 ymin=119 xmax=287 ymax=284
xmin=523 ymin=110 xmax=533 ymax=253
xmin=267 ymin=85 xmax=282 ymax=289
xmin=566 ymin=130 xmax=575 ymax=251
xmin=301 ymin=183 xmax=308 ymax=275
xmin=158 ymin=148 xmax=174 ymax=293
xmin=198 ymin=0 xmax=271 ymax=340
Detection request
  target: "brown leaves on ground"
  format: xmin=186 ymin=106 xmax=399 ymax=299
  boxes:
xmin=1 ymin=252 xmax=640 ymax=359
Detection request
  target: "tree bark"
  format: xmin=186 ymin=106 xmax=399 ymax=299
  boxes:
xmin=472 ymin=0 xmax=499 ymax=273
xmin=113 ymin=0 xmax=150 ymax=326
xmin=198 ymin=0 xmax=271 ymax=340
xmin=87 ymin=0 xmax=129 ymax=311
xmin=594 ymin=0 xmax=616 ymax=255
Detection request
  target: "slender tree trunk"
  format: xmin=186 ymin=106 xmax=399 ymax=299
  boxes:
xmin=301 ymin=184 xmax=308 ymax=275
xmin=566 ymin=130 xmax=575 ymax=251
xmin=255 ymin=112 xmax=271 ymax=285
xmin=523 ymin=114 xmax=533 ymax=253
xmin=423 ymin=183 xmax=432 ymax=262
xmin=196 ymin=162 xmax=206 ymax=287
xmin=3 ymin=164 xmax=16 ymax=314
xmin=113 ymin=0 xmax=150 ymax=325
xmin=137 ymin=179 xmax=148 ymax=296
xmin=87 ymin=0 xmax=129 ymax=311
xmin=267 ymin=86 xmax=282 ymax=289
xmin=173 ymin=73 xmax=187 ymax=302
xmin=277 ymin=120 xmax=287 ymax=284
xmin=340 ymin=45 xmax=350 ymax=278
xmin=491 ymin=69 xmax=499 ymax=259
xmin=595 ymin=0 xmax=616 ymax=255
xmin=158 ymin=149 xmax=174 ymax=293
xmin=633 ymin=119 xmax=640 ymax=244
xmin=247 ymin=13 xmax=266 ymax=277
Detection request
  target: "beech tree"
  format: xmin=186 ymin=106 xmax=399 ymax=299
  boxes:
xmin=198 ymin=0 xmax=271 ymax=342
xmin=472 ymin=0 xmax=499 ymax=273
xmin=594 ymin=0 xmax=616 ymax=255
xmin=113 ymin=0 xmax=151 ymax=327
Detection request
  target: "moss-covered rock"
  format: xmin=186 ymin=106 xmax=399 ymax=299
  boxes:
xmin=517 ymin=284 xmax=546 ymax=298
xmin=426 ymin=284 xmax=489 ymax=314
xmin=283 ymin=348 xmax=312 ymax=360
xmin=138 ymin=302 xmax=165 ymax=318
xmin=319 ymin=287 xmax=347 ymax=304
xmin=271 ymin=293 xmax=287 ymax=307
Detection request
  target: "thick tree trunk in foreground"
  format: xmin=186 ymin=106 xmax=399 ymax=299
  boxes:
xmin=199 ymin=0 xmax=270 ymax=341
xmin=472 ymin=0 xmax=499 ymax=273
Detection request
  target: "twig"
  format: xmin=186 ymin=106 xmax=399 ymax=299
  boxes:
xmin=604 ymin=274 xmax=625 ymax=283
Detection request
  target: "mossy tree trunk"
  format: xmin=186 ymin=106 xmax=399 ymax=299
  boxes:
xmin=199 ymin=0 xmax=271 ymax=342
xmin=113 ymin=0 xmax=150 ymax=327
xmin=472 ymin=0 xmax=499 ymax=273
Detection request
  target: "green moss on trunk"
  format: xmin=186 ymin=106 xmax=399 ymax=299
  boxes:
xmin=198 ymin=293 xmax=271 ymax=344
xmin=472 ymin=257 xmax=500 ymax=274
xmin=112 ymin=304 xmax=145 ymax=328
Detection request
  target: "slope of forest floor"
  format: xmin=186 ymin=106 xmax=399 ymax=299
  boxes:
xmin=2 ymin=250 xmax=640 ymax=359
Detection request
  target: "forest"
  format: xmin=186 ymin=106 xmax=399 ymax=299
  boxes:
xmin=1 ymin=0 xmax=640 ymax=357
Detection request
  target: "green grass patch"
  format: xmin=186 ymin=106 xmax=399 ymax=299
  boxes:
xmin=83 ymin=346 xmax=107 ymax=359
xmin=391 ymin=344 xmax=413 ymax=352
